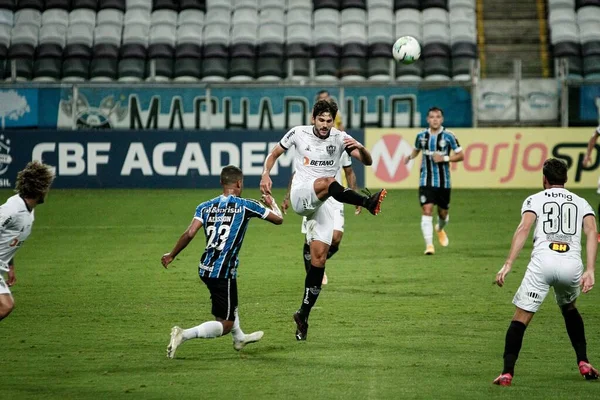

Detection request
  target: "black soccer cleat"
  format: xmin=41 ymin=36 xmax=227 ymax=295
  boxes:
xmin=363 ymin=189 xmax=387 ymax=216
xmin=293 ymin=311 xmax=309 ymax=341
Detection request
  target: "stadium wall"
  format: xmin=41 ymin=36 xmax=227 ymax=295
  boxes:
xmin=366 ymin=128 xmax=600 ymax=189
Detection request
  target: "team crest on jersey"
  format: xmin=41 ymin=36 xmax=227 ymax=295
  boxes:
xmin=326 ymin=145 xmax=336 ymax=156
xmin=549 ymin=242 xmax=570 ymax=253
xmin=439 ymin=139 xmax=447 ymax=149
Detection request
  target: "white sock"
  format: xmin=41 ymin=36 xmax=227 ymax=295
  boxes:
xmin=437 ymin=215 xmax=449 ymax=231
xmin=182 ymin=321 xmax=224 ymax=341
xmin=421 ymin=215 xmax=433 ymax=246
xmin=231 ymin=308 xmax=245 ymax=342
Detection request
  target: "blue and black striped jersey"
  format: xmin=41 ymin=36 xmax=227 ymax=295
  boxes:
xmin=414 ymin=127 xmax=462 ymax=188
xmin=194 ymin=195 xmax=269 ymax=279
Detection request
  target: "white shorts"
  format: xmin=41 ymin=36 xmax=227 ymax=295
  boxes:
xmin=301 ymin=198 xmax=344 ymax=234
xmin=0 ymin=273 xmax=12 ymax=296
xmin=290 ymin=178 xmax=323 ymax=217
xmin=512 ymin=256 xmax=582 ymax=313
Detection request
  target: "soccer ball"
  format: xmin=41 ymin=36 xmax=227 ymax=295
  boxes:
xmin=392 ymin=36 xmax=421 ymax=65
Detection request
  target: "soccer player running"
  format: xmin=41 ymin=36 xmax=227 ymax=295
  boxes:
xmin=282 ymin=153 xmax=361 ymax=285
xmin=161 ymin=165 xmax=283 ymax=358
xmin=493 ymin=158 xmax=598 ymax=386
xmin=581 ymin=124 xmax=600 ymax=242
xmin=404 ymin=107 xmax=463 ymax=255
xmin=0 ymin=161 xmax=54 ymax=322
xmin=260 ymin=99 xmax=386 ymax=341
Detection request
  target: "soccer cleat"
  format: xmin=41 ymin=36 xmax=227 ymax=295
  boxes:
xmin=167 ymin=326 xmax=184 ymax=359
xmin=293 ymin=311 xmax=309 ymax=341
xmin=233 ymin=331 xmax=264 ymax=351
xmin=492 ymin=373 xmax=513 ymax=386
xmin=322 ymin=272 xmax=328 ymax=285
xmin=363 ymin=188 xmax=387 ymax=216
xmin=435 ymin=225 xmax=449 ymax=247
xmin=579 ymin=361 xmax=599 ymax=380
xmin=424 ymin=244 xmax=435 ymax=255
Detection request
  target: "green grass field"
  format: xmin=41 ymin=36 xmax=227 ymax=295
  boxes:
xmin=3 ymin=188 xmax=600 ymax=399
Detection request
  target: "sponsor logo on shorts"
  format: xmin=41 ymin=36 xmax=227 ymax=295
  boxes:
xmin=549 ymin=242 xmax=570 ymax=253
xmin=528 ymin=291 xmax=542 ymax=304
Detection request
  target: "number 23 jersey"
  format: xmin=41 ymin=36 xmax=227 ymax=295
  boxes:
xmin=522 ymin=188 xmax=594 ymax=262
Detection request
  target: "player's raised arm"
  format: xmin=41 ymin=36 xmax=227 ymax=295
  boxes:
xmin=261 ymin=144 xmax=286 ymax=195
xmin=584 ymin=129 xmax=600 ymax=167
xmin=343 ymin=136 xmax=372 ymax=166
xmin=496 ymin=211 xmax=537 ymax=287
xmin=161 ymin=218 xmax=203 ymax=269
xmin=582 ymin=214 xmax=597 ymax=293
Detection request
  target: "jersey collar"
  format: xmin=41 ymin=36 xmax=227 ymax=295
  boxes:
xmin=427 ymin=126 xmax=444 ymax=135
xmin=312 ymin=126 xmax=331 ymax=140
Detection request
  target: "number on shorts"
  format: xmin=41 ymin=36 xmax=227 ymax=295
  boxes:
xmin=542 ymin=202 xmax=577 ymax=235
xmin=206 ymin=225 xmax=231 ymax=250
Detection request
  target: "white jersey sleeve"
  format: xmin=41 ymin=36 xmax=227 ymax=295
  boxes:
xmin=0 ymin=195 xmax=34 ymax=272
xmin=280 ymin=127 xmax=298 ymax=150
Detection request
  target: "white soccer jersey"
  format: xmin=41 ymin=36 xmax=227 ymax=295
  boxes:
xmin=521 ymin=188 xmax=594 ymax=262
xmin=0 ymin=195 xmax=34 ymax=272
xmin=279 ymin=125 xmax=354 ymax=186
xmin=335 ymin=151 xmax=352 ymax=184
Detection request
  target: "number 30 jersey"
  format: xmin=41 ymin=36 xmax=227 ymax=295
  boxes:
xmin=194 ymin=194 xmax=270 ymax=279
xmin=521 ymin=188 xmax=595 ymax=262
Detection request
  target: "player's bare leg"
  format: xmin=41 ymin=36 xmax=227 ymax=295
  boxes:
xmin=294 ymin=240 xmax=328 ymax=341
xmin=436 ymin=208 xmax=449 ymax=247
xmin=421 ymin=204 xmax=435 ymax=255
xmin=493 ymin=307 xmax=534 ymax=386
xmin=0 ymin=293 xmax=14 ymax=321
xmin=313 ymin=177 xmax=386 ymax=216
xmin=561 ymin=302 xmax=599 ymax=380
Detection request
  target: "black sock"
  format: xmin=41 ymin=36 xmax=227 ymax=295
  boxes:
xmin=327 ymin=245 xmax=339 ymax=259
xmin=502 ymin=321 xmax=527 ymax=375
xmin=563 ymin=307 xmax=589 ymax=364
xmin=328 ymin=181 xmax=366 ymax=207
xmin=299 ymin=266 xmax=325 ymax=317
xmin=302 ymin=243 xmax=311 ymax=273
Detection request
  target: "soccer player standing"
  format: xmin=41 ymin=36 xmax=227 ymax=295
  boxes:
xmin=404 ymin=107 xmax=464 ymax=255
xmin=260 ymin=99 xmax=386 ymax=341
xmin=0 ymin=161 xmax=55 ymax=321
xmin=161 ymin=165 xmax=283 ymax=358
xmin=493 ymin=158 xmax=598 ymax=386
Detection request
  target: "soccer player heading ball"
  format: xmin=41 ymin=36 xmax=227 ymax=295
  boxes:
xmin=260 ymin=99 xmax=386 ymax=341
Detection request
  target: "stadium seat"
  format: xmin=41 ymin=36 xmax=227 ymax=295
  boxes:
xmin=451 ymin=42 xmax=477 ymax=58
xmin=90 ymin=43 xmax=119 ymax=81
xmin=177 ymin=9 xmax=204 ymax=27
xmin=395 ymin=9 xmax=422 ymax=42
xmin=0 ymin=0 xmax=14 ymax=11
xmin=146 ymin=43 xmax=174 ymax=81
xmin=423 ymin=56 xmax=451 ymax=80
xmin=10 ymin=24 xmax=39 ymax=48
xmin=314 ymin=42 xmax=340 ymax=81
xmin=71 ymin=0 xmax=97 ymax=10
xmin=97 ymin=9 xmax=124 ymax=27
xmin=15 ymin=8 xmax=42 ymax=27
xmin=45 ymin=0 xmax=71 ymax=10
xmin=341 ymin=0 xmax=366 ymax=10
xmin=127 ymin=0 xmax=152 ymax=12
xmin=5 ymin=42 xmax=35 ymax=80
xmin=259 ymin=0 xmax=285 ymax=11
xmin=33 ymin=42 xmax=62 ymax=81
xmin=422 ymin=42 xmax=450 ymax=58
xmin=99 ymin=0 xmax=126 ymax=11
xmin=177 ymin=24 xmax=202 ymax=46
xmin=153 ymin=0 xmax=179 ymax=11
xmin=553 ymin=41 xmax=580 ymax=57
xmin=564 ymin=55 xmax=583 ymax=77
xmin=181 ymin=0 xmax=207 ymax=11
xmin=286 ymin=42 xmax=310 ymax=81
xmin=118 ymin=43 xmax=146 ymax=81
xmin=313 ymin=0 xmax=340 ymax=10
xmin=396 ymin=61 xmax=422 ymax=81
xmin=393 ymin=0 xmax=419 ymax=10
xmin=40 ymin=24 xmax=67 ymax=47
xmin=340 ymin=42 xmax=367 ymax=80
xmin=0 ymin=44 xmax=6 ymax=79
xmin=42 ymin=9 xmax=69 ymax=27
xmin=582 ymin=41 xmax=600 ymax=56
xmin=206 ymin=0 xmax=232 ymax=12
xmin=422 ymin=0 xmax=448 ymax=10
xmin=583 ymin=55 xmax=600 ymax=75
xmin=367 ymin=42 xmax=391 ymax=80
xmin=576 ymin=0 xmax=600 ymax=7
xmin=173 ymin=42 xmax=202 ymax=81
xmin=62 ymin=45 xmax=92 ymax=81
xmin=16 ymin=0 xmax=43 ymax=11
xmin=451 ymin=56 xmax=472 ymax=81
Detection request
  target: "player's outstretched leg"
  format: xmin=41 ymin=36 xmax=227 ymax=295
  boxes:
xmin=326 ymin=180 xmax=387 ymax=216
xmin=167 ymin=321 xmax=224 ymax=359
xmin=167 ymin=326 xmax=184 ymax=359
xmin=294 ymin=264 xmax=325 ymax=340
xmin=231 ymin=308 xmax=264 ymax=351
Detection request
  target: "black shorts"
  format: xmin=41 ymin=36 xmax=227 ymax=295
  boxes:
xmin=201 ymin=276 xmax=238 ymax=321
xmin=419 ymin=186 xmax=451 ymax=209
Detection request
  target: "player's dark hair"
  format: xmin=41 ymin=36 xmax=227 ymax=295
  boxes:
xmin=220 ymin=165 xmax=243 ymax=186
xmin=312 ymin=99 xmax=338 ymax=120
xmin=428 ymin=107 xmax=444 ymax=116
xmin=543 ymin=158 xmax=568 ymax=185
xmin=15 ymin=161 xmax=54 ymax=199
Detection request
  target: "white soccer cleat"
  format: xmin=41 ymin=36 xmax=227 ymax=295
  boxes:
xmin=233 ymin=331 xmax=264 ymax=351
xmin=167 ymin=326 xmax=184 ymax=359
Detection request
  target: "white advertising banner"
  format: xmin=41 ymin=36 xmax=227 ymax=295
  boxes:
xmin=478 ymin=79 xmax=517 ymax=121
xmin=519 ymin=79 xmax=559 ymax=121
